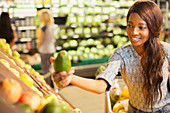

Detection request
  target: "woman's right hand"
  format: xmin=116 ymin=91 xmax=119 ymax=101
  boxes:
xmin=52 ymin=68 xmax=75 ymax=89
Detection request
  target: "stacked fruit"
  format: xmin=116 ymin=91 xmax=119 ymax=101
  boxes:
xmin=0 ymin=38 xmax=82 ymax=113
xmin=0 ymin=78 xmax=81 ymax=113
xmin=109 ymin=79 xmax=129 ymax=113
xmin=0 ymin=38 xmax=45 ymax=84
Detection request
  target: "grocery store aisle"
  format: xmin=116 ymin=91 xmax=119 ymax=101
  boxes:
xmin=59 ymin=85 xmax=105 ymax=113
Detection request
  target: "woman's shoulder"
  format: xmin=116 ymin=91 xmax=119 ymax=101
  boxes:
xmin=114 ymin=44 xmax=132 ymax=54
xmin=161 ymin=41 xmax=170 ymax=52
xmin=161 ymin=41 xmax=170 ymax=47
xmin=41 ymin=25 xmax=47 ymax=32
xmin=113 ymin=44 xmax=133 ymax=59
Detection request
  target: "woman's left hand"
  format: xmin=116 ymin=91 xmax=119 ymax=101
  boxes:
xmin=52 ymin=68 xmax=75 ymax=88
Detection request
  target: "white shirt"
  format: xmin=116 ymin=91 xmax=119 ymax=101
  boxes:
xmin=97 ymin=41 xmax=170 ymax=112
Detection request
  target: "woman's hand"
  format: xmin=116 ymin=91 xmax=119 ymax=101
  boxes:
xmin=52 ymin=68 xmax=75 ymax=89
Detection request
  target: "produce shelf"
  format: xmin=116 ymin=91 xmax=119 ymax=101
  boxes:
xmin=72 ymin=56 xmax=109 ymax=66
xmin=31 ymin=56 xmax=110 ymax=71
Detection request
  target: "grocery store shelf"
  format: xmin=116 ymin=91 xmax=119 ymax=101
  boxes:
xmin=17 ymin=26 xmax=36 ymax=30
xmin=74 ymin=63 xmax=106 ymax=78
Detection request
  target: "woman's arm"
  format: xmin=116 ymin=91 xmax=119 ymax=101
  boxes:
xmin=71 ymin=75 xmax=108 ymax=94
xmin=53 ymin=69 xmax=108 ymax=94
xmin=37 ymin=29 xmax=44 ymax=50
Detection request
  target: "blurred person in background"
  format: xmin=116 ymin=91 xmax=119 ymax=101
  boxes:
xmin=37 ymin=9 xmax=55 ymax=86
xmin=0 ymin=12 xmax=17 ymax=48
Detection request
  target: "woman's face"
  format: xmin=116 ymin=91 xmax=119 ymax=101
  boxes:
xmin=127 ymin=13 xmax=149 ymax=48
xmin=39 ymin=14 xmax=44 ymax=22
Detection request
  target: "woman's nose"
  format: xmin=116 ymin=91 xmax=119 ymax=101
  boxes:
xmin=131 ymin=27 xmax=139 ymax=34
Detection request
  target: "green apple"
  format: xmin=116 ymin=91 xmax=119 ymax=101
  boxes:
xmin=0 ymin=59 xmax=10 ymax=68
xmin=87 ymin=38 xmax=94 ymax=45
xmin=74 ymin=108 xmax=82 ymax=113
xmin=13 ymin=57 xmax=25 ymax=67
xmin=6 ymin=49 xmax=12 ymax=56
xmin=24 ymin=64 xmax=32 ymax=70
xmin=94 ymin=40 xmax=101 ymax=45
xmin=10 ymin=68 xmax=20 ymax=77
xmin=12 ymin=51 xmax=20 ymax=58
xmin=44 ymin=94 xmax=59 ymax=103
xmin=20 ymin=74 xmax=34 ymax=87
xmin=69 ymin=40 xmax=78 ymax=47
xmin=113 ymin=35 xmax=121 ymax=44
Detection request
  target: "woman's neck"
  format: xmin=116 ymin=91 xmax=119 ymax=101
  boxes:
xmin=133 ymin=45 xmax=146 ymax=57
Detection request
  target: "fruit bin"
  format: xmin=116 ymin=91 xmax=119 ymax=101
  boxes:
xmin=0 ymin=43 xmax=78 ymax=113
xmin=105 ymin=78 xmax=129 ymax=113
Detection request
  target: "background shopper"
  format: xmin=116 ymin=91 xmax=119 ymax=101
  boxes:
xmin=37 ymin=9 xmax=55 ymax=86
xmin=53 ymin=1 xmax=170 ymax=112
xmin=0 ymin=12 xmax=17 ymax=48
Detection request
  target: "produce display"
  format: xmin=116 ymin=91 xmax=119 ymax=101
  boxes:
xmin=109 ymin=79 xmax=129 ymax=113
xmin=0 ymin=38 xmax=82 ymax=113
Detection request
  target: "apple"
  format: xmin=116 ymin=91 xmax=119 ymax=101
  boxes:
xmin=14 ymin=57 xmax=25 ymax=67
xmin=69 ymin=40 xmax=78 ymax=47
xmin=31 ymin=86 xmax=43 ymax=97
xmin=0 ymin=38 xmax=6 ymax=45
xmin=18 ymin=103 xmax=34 ymax=113
xmin=0 ymin=59 xmax=10 ymax=68
xmin=6 ymin=49 xmax=12 ymax=56
xmin=37 ymin=97 xmax=48 ymax=111
xmin=74 ymin=108 xmax=82 ymax=113
xmin=10 ymin=68 xmax=20 ymax=77
xmin=9 ymin=58 xmax=16 ymax=65
xmin=19 ymin=92 xmax=41 ymax=111
xmin=24 ymin=64 xmax=32 ymax=70
xmin=44 ymin=94 xmax=59 ymax=103
xmin=87 ymin=38 xmax=94 ymax=45
xmin=0 ymin=78 xmax=22 ymax=103
xmin=19 ymin=74 xmax=34 ymax=87
xmin=1 ymin=43 xmax=10 ymax=50
xmin=12 ymin=51 xmax=20 ymax=58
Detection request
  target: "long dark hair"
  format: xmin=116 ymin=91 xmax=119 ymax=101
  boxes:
xmin=0 ymin=12 xmax=14 ymax=44
xmin=127 ymin=0 xmax=165 ymax=111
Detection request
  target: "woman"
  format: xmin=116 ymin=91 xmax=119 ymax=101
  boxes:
xmin=53 ymin=1 xmax=170 ymax=112
xmin=0 ymin=12 xmax=17 ymax=48
xmin=37 ymin=9 xmax=55 ymax=75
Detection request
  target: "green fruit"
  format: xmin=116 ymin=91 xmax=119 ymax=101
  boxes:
xmin=6 ymin=49 xmax=12 ymax=56
xmin=95 ymin=65 xmax=106 ymax=77
xmin=53 ymin=50 xmax=71 ymax=73
xmin=38 ymin=102 xmax=72 ymax=113
xmin=19 ymin=74 xmax=34 ymax=87
xmin=74 ymin=108 xmax=82 ymax=113
xmin=13 ymin=51 xmax=20 ymax=58
xmin=18 ymin=103 xmax=34 ymax=113
xmin=44 ymin=94 xmax=59 ymax=102
xmin=38 ymin=102 xmax=62 ymax=113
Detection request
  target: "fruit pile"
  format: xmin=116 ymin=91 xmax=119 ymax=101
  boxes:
xmin=0 ymin=78 xmax=81 ymax=113
xmin=109 ymin=79 xmax=129 ymax=113
xmin=0 ymin=38 xmax=81 ymax=113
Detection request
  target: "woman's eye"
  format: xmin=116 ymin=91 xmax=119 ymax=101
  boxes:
xmin=127 ymin=24 xmax=132 ymax=28
xmin=139 ymin=26 xmax=146 ymax=30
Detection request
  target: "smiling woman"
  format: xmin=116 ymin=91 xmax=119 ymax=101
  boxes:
xmin=126 ymin=1 xmax=168 ymax=111
xmin=126 ymin=13 xmax=150 ymax=55
xmin=52 ymin=1 xmax=170 ymax=113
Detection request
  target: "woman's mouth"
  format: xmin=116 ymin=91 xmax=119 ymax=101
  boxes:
xmin=131 ymin=37 xmax=141 ymax=41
